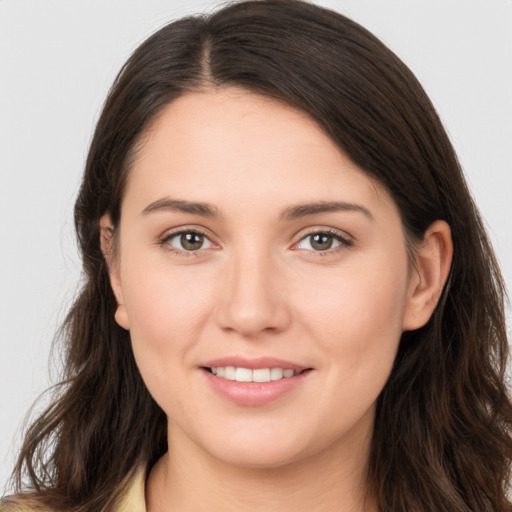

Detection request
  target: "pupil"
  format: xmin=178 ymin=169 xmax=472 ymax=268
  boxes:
xmin=311 ymin=233 xmax=333 ymax=251
xmin=181 ymin=232 xmax=203 ymax=250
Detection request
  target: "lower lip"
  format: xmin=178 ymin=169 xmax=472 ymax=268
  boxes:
xmin=202 ymin=369 xmax=311 ymax=406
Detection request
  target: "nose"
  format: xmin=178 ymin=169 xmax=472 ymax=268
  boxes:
xmin=215 ymin=249 xmax=292 ymax=338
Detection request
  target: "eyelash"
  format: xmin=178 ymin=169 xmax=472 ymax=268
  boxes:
xmin=159 ymin=228 xmax=213 ymax=258
xmin=294 ymin=228 xmax=353 ymax=257
xmin=159 ymin=228 xmax=353 ymax=258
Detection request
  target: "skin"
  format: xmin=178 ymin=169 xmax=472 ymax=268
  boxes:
xmin=102 ymin=88 xmax=452 ymax=512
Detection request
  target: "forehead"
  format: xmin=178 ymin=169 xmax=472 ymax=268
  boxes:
xmin=123 ymin=88 xmax=396 ymax=219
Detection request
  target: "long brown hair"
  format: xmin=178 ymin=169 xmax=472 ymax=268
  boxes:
xmin=4 ymin=1 xmax=511 ymax=510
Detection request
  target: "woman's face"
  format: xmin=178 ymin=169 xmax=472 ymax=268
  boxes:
xmin=109 ymin=88 xmax=420 ymax=469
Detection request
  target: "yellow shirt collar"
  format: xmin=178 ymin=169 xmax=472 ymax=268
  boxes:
xmin=115 ymin=466 xmax=146 ymax=512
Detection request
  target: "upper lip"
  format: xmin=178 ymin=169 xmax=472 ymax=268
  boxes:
xmin=201 ymin=356 xmax=310 ymax=371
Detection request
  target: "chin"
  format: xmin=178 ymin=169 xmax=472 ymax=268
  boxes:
xmin=196 ymin=425 xmax=315 ymax=470
xmin=211 ymin=444 xmax=303 ymax=470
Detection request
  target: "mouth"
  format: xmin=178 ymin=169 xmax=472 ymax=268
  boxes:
xmin=200 ymin=357 xmax=313 ymax=405
xmin=203 ymin=366 xmax=310 ymax=383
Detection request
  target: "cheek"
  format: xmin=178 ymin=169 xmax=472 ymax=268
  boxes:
xmin=119 ymin=258 xmax=216 ymax=407
xmin=297 ymin=254 xmax=409 ymax=385
xmin=304 ymin=257 xmax=407 ymax=327
xmin=290 ymin=260 xmax=408 ymax=444
xmin=120 ymin=241 xmax=217 ymax=335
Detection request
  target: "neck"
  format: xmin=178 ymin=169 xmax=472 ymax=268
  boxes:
xmin=146 ymin=419 xmax=377 ymax=512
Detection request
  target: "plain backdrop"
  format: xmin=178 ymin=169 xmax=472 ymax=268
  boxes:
xmin=1 ymin=0 xmax=511 ymax=491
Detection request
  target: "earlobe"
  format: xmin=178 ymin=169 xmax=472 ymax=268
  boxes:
xmin=402 ymin=220 xmax=453 ymax=331
xmin=99 ymin=214 xmax=130 ymax=330
xmin=114 ymin=306 xmax=130 ymax=331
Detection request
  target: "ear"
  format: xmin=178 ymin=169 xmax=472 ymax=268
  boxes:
xmin=402 ymin=220 xmax=453 ymax=331
xmin=100 ymin=214 xmax=130 ymax=330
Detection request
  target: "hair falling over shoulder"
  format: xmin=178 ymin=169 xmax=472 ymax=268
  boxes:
xmin=3 ymin=1 xmax=512 ymax=511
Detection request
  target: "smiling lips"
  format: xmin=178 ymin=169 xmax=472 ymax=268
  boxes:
xmin=201 ymin=358 xmax=312 ymax=406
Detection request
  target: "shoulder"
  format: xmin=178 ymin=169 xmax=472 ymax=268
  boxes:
xmin=1 ymin=467 xmax=146 ymax=512
xmin=0 ymin=467 xmax=146 ymax=512
xmin=114 ymin=466 xmax=147 ymax=512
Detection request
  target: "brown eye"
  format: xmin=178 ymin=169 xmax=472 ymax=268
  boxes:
xmin=295 ymin=231 xmax=350 ymax=253
xmin=165 ymin=231 xmax=213 ymax=252
xmin=310 ymin=233 xmax=334 ymax=251
xmin=180 ymin=232 xmax=205 ymax=250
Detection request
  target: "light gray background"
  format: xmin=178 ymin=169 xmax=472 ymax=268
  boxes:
xmin=1 ymin=0 xmax=511 ymax=491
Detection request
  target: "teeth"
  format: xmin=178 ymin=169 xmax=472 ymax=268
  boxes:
xmin=253 ymin=368 xmax=271 ymax=382
xmin=270 ymin=368 xmax=284 ymax=380
xmin=225 ymin=366 xmax=236 ymax=380
xmin=209 ymin=366 xmax=301 ymax=383
xmin=235 ymin=367 xmax=252 ymax=382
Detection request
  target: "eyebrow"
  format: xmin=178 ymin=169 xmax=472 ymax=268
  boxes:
xmin=141 ymin=197 xmax=373 ymax=221
xmin=279 ymin=201 xmax=374 ymax=221
xmin=142 ymin=198 xmax=223 ymax=218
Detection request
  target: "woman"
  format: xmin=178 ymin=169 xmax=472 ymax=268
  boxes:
xmin=2 ymin=0 xmax=511 ymax=510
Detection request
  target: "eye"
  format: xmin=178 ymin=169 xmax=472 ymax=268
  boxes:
xmin=163 ymin=230 xmax=214 ymax=252
xmin=295 ymin=230 xmax=352 ymax=253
